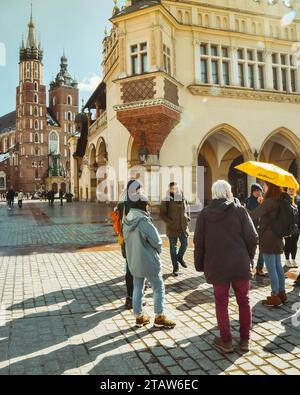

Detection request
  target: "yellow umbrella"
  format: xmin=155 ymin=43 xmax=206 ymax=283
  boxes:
xmin=235 ymin=161 xmax=299 ymax=191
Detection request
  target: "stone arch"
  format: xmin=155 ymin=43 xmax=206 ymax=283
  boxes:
xmin=96 ymin=137 xmax=107 ymax=166
xmin=259 ymin=127 xmax=300 ymax=181
xmin=88 ymin=144 xmax=97 ymax=201
xmin=197 ymin=124 xmax=252 ymax=205
xmin=128 ymin=136 xmax=140 ymax=167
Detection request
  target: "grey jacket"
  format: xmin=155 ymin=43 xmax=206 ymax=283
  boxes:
xmin=123 ymin=209 xmax=162 ymax=278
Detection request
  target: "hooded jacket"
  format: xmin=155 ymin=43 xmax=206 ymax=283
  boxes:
xmin=194 ymin=199 xmax=258 ymax=284
xmin=123 ymin=209 xmax=162 ymax=278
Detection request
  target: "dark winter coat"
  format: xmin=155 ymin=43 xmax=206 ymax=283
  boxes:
xmin=194 ymin=199 xmax=258 ymax=285
xmin=7 ymin=189 xmax=15 ymax=200
xmin=159 ymin=194 xmax=190 ymax=238
xmin=251 ymin=197 xmax=284 ymax=255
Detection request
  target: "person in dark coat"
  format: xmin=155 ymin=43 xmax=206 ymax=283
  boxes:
xmin=59 ymin=189 xmax=64 ymax=206
xmin=6 ymin=188 xmax=15 ymax=210
xmin=283 ymin=188 xmax=299 ymax=269
xmin=194 ymin=180 xmax=258 ymax=354
xmin=245 ymin=183 xmax=266 ymax=276
xmin=251 ymin=181 xmax=286 ymax=307
xmin=160 ymin=182 xmax=190 ymax=277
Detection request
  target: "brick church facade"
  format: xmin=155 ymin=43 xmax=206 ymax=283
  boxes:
xmin=0 ymin=9 xmax=78 ymax=194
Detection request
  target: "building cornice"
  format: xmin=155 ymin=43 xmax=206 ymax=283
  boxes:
xmin=114 ymin=98 xmax=182 ymax=113
xmin=188 ymin=84 xmax=300 ymax=104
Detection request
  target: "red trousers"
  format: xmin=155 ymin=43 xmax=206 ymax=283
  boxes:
xmin=213 ymin=279 xmax=251 ymax=343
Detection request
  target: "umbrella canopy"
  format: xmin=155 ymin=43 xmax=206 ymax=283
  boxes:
xmin=235 ymin=161 xmax=299 ymax=191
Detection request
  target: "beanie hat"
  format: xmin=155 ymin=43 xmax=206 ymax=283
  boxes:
xmin=251 ymin=183 xmax=263 ymax=194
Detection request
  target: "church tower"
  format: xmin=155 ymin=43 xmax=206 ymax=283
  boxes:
xmin=16 ymin=5 xmax=48 ymax=193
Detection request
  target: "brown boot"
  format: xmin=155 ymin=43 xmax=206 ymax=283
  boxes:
xmin=213 ymin=337 xmax=234 ymax=353
xmin=278 ymin=291 xmax=288 ymax=303
xmin=154 ymin=315 xmax=176 ymax=329
xmin=135 ymin=314 xmax=150 ymax=328
xmin=239 ymin=339 xmax=250 ymax=352
xmin=262 ymin=295 xmax=283 ymax=307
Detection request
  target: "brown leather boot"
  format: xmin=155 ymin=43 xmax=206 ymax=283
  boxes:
xmin=278 ymin=291 xmax=287 ymax=303
xmin=262 ymin=295 xmax=283 ymax=307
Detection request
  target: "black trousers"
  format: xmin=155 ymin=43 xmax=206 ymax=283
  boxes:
xmin=284 ymin=233 xmax=299 ymax=260
xmin=122 ymin=243 xmax=133 ymax=298
xmin=18 ymin=200 xmax=22 ymax=208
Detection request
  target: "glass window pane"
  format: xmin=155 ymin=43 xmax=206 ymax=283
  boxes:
xmin=237 ymin=49 xmax=244 ymax=59
xmin=132 ymin=55 xmax=138 ymax=75
xmin=258 ymin=65 xmax=264 ymax=89
xmin=222 ymin=47 xmax=228 ymax=57
xmin=272 ymin=67 xmax=278 ymax=90
xmin=222 ymin=62 xmax=229 ymax=85
xmin=238 ymin=63 xmax=244 ymax=86
xmin=211 ymin=45 xmax=218 ymax=57
xmin=280 ymin=54 xmax=286 ymax=65
xmin=257 ymin=51 xmax=264 ymax=62
xmin=247 ymin=50 xmax=253 ymax=61
xmin=200 ymin=44 xmax=207 ymax=55
xmin=211 ymin=60 xmax=219 ymax=84
xmin=291 ymin=69 xmax=296 ymax=92
xmin=248 ymin=64 xmax=254 ymax=88
xmin=272 ymin=53 xmax=277 ymax=64
xmin=141 ymin=53 xmax=148 ymax=73
xmin=282 ymin=69 xmax=287 ymax=91
xmin=131 ymin=45 xmax=138 ymax=53
xmin=201 ymin=59 xmax=208 ymax=83
xmin=140 ymin=43 xmax=147 ymax=52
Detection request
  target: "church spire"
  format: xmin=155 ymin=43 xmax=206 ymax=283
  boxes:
xmin=27 ymin=1 xmax=36 ymax=48
xmin=20 ymin=2 xmax=43 ymax=62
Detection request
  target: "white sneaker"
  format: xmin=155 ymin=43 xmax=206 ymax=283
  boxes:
xmin=285 ymin=259 xmax=292 ymax=268
xmin=291 ymin=260 xmax=298 ymax=268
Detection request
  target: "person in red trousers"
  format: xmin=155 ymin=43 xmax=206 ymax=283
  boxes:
xmin=194 ymin=180 xmax=258 ymax=353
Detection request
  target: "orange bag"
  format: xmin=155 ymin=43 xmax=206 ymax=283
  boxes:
xmin=111 ymin=210 xmax=124 ymax=245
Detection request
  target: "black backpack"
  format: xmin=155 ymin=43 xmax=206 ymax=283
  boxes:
xmin=271 ymin=195 xmax=299 ymax=238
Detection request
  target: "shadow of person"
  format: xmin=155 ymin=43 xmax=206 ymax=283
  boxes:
xmin=251 ymin=284 xmax=300 ymax=354
xmin=0 ymin=275 xmax=128 ymax=365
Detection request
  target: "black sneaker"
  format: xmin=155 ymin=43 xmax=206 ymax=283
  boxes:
xmin=125 ymin=297 xmax=132 ymax=310
xmin=178 ymin=259 xmax=188 ymax=268
xmin=172 ymin=271 xmax=179 ymax=277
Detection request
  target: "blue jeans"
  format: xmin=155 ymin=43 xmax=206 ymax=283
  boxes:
xmin=133 ymin=273 xmax=165 ymax=316
xmin=169 ymin=234 xmax=188 ymax=271
xmin=263 ymin=254 xmax=285 ymax=295
xmin=256 ymin=252 xmax=264 ymax=271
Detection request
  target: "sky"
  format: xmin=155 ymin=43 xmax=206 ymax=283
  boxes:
xmin=0 ymin=0 xmax=125 ymax=116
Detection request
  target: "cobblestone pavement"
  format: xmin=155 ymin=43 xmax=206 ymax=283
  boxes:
xmin=0 ymin=201 xmax=300 ymax=375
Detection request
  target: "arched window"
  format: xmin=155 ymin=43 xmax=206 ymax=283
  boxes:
xmin=34 ymin=63 xmax=38 ymax=79
xmin=26 ymin=62 xmax=30 ymax=79
xmin=34 ymin=120 xmax=39 ymax=130
xmin=34 ymin=81 xmax=38 ymax=91
xmin=67 ymin=111 xmax=72 ymax=121
xmin=49 ymin=131 xmax=59 ymax=155
xmin=34 ymin=93 xmax=38 ymax=104
xmin=35 ymin=147 xmax=40 ymax=156
xmin=34 ymin=106 xmax=38 ymax=117
xmin=67 ymin=95 xmax=72 ymax=105
xmin=34 ymin=133 xmax=39 ymax=143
